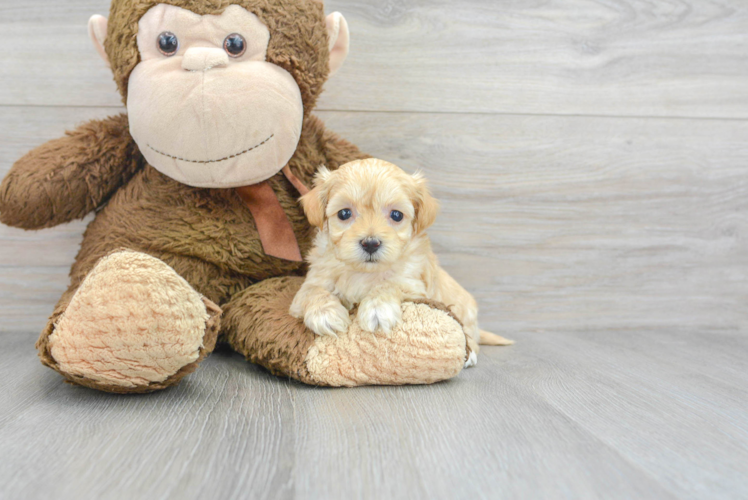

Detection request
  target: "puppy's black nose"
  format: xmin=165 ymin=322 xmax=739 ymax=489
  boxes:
xmin=360 ymin=238 xmax=382 ymax=255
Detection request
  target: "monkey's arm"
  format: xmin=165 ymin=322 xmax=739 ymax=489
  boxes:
xmin=0 ymin=114 xmax=142 ymax=230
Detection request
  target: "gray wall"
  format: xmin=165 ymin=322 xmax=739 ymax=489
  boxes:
xmin=1 ymin=1 xmax=747 ymax=334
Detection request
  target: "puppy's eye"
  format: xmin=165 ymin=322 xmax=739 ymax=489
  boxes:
xmin=338 ymin=209 xmax=352 ymax=221
xmin=224 ymin=34 xmax=247 ymax=57
xmin=390 ymin=210 xmax=404 ymax=222
xmin=157 ymin=32 xmax=179 ymax=56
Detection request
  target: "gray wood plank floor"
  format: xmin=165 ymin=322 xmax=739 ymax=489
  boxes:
xmin=1 ymin=328 xmax=746 ymax=500
xmin=1 ymin=1 xmax=747 ymax=499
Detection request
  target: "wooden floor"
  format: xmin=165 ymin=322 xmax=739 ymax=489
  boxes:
xmin=2 ymin=327 xmax=747 ymax=500
xmin=1 ymin=1 xmax=748 ymax=498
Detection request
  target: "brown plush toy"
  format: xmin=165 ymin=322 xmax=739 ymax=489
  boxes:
xmin=0 ymin=0 xmax=471 ymax=393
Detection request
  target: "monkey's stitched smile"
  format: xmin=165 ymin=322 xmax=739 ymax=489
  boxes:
xmin=147 ymin=134 xmax=274 ymax=164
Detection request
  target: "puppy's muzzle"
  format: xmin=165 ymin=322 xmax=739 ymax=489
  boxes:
xmin=360 ymin=237 xmax=382 ymax=255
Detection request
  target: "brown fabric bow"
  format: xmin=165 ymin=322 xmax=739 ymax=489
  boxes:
xmin=235 ymin=165 xmax=310 ymax=262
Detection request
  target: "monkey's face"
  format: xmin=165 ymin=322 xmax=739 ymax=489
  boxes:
xmin=126 ymin=4 xmax=304 ymax=188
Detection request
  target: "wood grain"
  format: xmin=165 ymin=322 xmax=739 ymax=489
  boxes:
xmin=1 ymin=328 xmax=746 ymax=499
xmin=502 ymin=328 xmax=748 ymax=499
xmin=2 ymin=106 xmax=747 ymax=334
xmin=0 ymin=339 xmax=297 ymax=500
xmin=1 ymin=1 xmax=748 ymax=117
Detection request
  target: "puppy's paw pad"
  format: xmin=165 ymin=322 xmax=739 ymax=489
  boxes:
xmin=358 ymin=297 xmax=402 ymax=334
xmin=305 ymin=302 xmax=351 ymax=337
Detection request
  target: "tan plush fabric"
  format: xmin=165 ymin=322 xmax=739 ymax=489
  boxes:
xmin=128 ymin=5 xmax=305 ymax=189
xmin=305 ymin=302 xmax=467 ymax=387
xmin=48 ymin=251 xmax=212 ymax=388
xmin=325 ymin=12 xmax=349 ymax=76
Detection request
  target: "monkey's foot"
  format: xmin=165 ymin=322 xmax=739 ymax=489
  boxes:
xmin=307 ymin=300 xmax=469 ymax=386
xmin=223 ymin=277 xmax=468 ymax=387
xmin=39 ymin=251 xmax=221 ymax=393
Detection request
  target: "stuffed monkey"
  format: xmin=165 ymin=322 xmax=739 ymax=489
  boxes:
xmin=0 ymin=0 xmax=470 ymax=393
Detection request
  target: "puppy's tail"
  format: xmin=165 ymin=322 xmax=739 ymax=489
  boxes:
xmin=479 ymin=330 xmax=515 ymax=346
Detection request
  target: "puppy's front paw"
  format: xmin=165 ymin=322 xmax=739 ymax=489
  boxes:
xmin=304 ymin=301 xmax=351 ymax=337
xmin=358 ymin=296 xmax=402 ymax=334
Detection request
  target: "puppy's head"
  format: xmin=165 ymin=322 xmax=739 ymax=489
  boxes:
xmin=301 ymin=158 xmax=439 ymax=269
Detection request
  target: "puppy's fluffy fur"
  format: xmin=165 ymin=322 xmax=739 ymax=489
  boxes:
xmin=290 ymin=159 xmax=512 ymax=366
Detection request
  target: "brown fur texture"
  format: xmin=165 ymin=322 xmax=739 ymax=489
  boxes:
xmin=221 ymin=276 xmax=319 ymax=384
xmin=0 ymin=0 xmax=469 ymax=392
xmin=0 ymin=114 xmax=142 ymax=229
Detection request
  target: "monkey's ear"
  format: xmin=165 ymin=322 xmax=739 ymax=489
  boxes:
xmin=326 ymin=12 xmax=350 ymax=76
xmin=88 ymin=15 xmax=110 ymax=67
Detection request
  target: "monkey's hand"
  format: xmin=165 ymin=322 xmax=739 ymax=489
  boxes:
xmin=0 ymin=114 xmax=142 ymax=229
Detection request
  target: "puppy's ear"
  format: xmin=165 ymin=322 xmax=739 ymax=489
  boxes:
xmin=412 ymin=172 xmax=439 ymax=233
xmin=300 ymin=187 xmax=326 ymax=229
xmin=300 ymin=166 xmax=333 ymax=229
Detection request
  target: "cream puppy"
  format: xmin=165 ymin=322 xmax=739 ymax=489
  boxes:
xmin=290 ymin=158 xmax=513 ymax=366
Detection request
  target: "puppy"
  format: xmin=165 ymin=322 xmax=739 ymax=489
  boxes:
xmin=290 ymin=158 xmax=513 ymax=366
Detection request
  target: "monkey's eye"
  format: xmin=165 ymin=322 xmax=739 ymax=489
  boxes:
xmin=390 ymin=210 xmax=404 ymax=222
xmin=338 ymin=209 xmax=353 ymax=221
xmin=157 ymin=32 xmax=179 ymax=56
xmin=224 ymin=34 xmax=247 ymax=57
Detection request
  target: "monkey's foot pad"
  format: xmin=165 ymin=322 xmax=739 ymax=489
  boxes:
xmin=45 ymin=251 xmax=220 ymax=393
xmin=228 ymin=277 xmax=468 ymax=387
xmin=305 ymin=301 xmax=468 ymax=386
